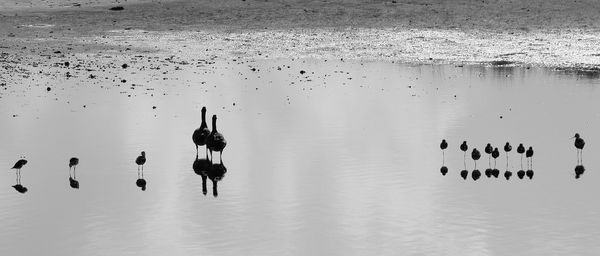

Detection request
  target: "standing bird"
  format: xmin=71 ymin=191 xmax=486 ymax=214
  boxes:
xmin=11 ymin=159 xmax=27 ymax=185
xmin=503 ymin=142 xmax=513 ymax=180
xmin=440 ymin=139 xmax=448 ymax=176
xmin=471 ymin=148 xmax=481 ymax=181
xmin=69 ymin=157 xmax=80 ymax=189
xmin=460 ymin=141 xmax=468 ymax=170
xmin=192 ymin=107 xmax=211 ymax=156
xmin=484 ymin=143 xmax=493 ymax=177
xmin=136 ymin=151 xmax=146 ymax=172
xmin=491 ymin=147 xmax=500 ymax=178
xmin=440 ymin=139 xmax=448 ymax=165
xmin=517 ymin=143 xmax=525 ymax=170
xmin=526 ymin=147 xmax=534 ymax=179
xmin=572 ymin=133 xmax=585 ymax=164
xmin=206 ymin=115 xmax=227 ymax=163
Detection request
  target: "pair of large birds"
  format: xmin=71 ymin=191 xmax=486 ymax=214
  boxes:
xmin=192 ymin=107 xmax=227 ymax=163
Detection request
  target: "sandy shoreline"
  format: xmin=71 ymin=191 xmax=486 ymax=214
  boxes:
xmin=1 ymin=0 xmax=600 ymax=81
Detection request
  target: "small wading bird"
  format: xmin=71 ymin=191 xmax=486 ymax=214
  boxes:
xmin=460 ymin=141 xmax=469 ymax=180
xmin=207 ymin=115 xmax=227 ymax=163
xmin=69 ymin=157 xmax=80 ymax=189
xmin=526 ymin=147 xmax=534 ymax=179
xmin=12 ymin=159 xmax=28 ymax=185
xmin=192 ymin=107 xmax=211 ymax=156
xmin=572 ymin=133 xmax=585 ymax=164
xmin=440 ymin=139 xmax=448 ymax=176
xmin=491 ymin=147 xmax=500 ymax=178
xmin=471 ymin=148 xmax=481 ymax=181
xmin=517 ymin=143 xmax=525 ymax=170
xmin=135 ymin=152 xmax=147 ymax=191
xmin=484 ymin=143 xmax=493 ymax=177
xmin=504 ymin=142 xmax=513 ymax=180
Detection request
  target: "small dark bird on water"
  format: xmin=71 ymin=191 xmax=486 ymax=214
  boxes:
xmin=491 ymin=148 xmax=500 ymax=178
xmin=460 ymin=169 xmax=468 ymax=180
xmin=484 ymin=143 xmax=493 ymax=168
xmin=460 ymin=141 xmax=468 ymax=169
xmin=517 ymin=169 xmax=525 ymax=179
xmin=12 ymin=159 xmax=27 ymax=170
xmin=192 ymin=107 xmax=211 ymax=156
xmin=572 ymin=133 xmax=585 ymax=164
xmin=136 ymin=151 xmax=146 ymax=171
xmin=440 ymin=139 xmax=448 ymax=165
xmin=69 ymin=157 xmax=79 ymax=169
xmin=517 ymin=143 xmax=525 ymax=169
xmin=206 ymin=115 xmax=227 ymax=163
xmin=471 ymin=148 xmax=481 ymax=181
xmin=12 ymin=159 xmax=27 ymax=185
xmin=504 ymin=142 xmax=512 ymax=180
xmin=526 ymin=147 xmax=534 ymax=169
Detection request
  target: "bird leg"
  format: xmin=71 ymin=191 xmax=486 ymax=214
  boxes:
xmin=520 ymin=155 xmax=523 ymax=170
xmin=220 ymin=151 xmax=223 ymax=164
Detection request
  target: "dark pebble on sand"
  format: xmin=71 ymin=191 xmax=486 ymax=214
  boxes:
xmin=109 ymin=6 xmax=124 ymax=11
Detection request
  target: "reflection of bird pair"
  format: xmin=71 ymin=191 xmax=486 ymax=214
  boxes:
xmin=193 ymin=107 xmax=227 ymax=164
xmin=193 ymin=155 xmax=227 ymax=197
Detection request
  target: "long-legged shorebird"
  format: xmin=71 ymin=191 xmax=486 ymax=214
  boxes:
xmin=517 ymin=143 xmax=525 ymax=170
xmin=503 ymin=142 xmax=512 ymax=180
xmin=207 ymin=115 xmax=227 ymax=163
xmin=440 ymin=139 xmax=448 ymax=165
xmin=572 ymin=133 xmax=585 ymax=164
xmin=192 ymin=107 xmax=211 ymax=156
xmin=526 ymin=146 xmax=534 ymax=179
xmin=11 ymin=159 xmax=27 ymax=185
xmin=491 ymin=148 xmax=500 ymax=178
xmin=460 ymin=141 xmax=468 ymax=169
xmin=136 ymin=151 xmax=146 ymax=172
xmin=471 ymin=148 xmax=481 ymax=181
xmin=484 ymin=143 xmax=493 ymax=177
xmin=69 ymin=157 xmax=80 ymax=189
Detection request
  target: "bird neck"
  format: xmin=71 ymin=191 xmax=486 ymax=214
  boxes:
xmin=201 ymin=110 xmax=206 ymax=123
xmin=212 ymin=118 xmax=218 ymax=132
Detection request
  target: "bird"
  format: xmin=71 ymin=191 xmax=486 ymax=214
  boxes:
xmin=504 ymin=142 xmax=512 ymax=169
xmin=575 ymin=165 xmax=585 ymax=179
xmin=471 ymin=148 xmax=481 ymax=181
xmin=440 ymin=139 xmax=448 ymax=165
xmin=491 ymin=147 xmax=500 ymax=178
xmin=440 ymin=166 xmax=448 ymax=176
xmin=526 ymin=146 xmax=534 ymax=169
xmin=484 ymin=143 xmax=493 ymax=177
xmin=136 ymin=178 xmax=147 ymax=191
xmin=517 ymin=143 xmax=525 ymax=170
xmin=206 ymin=115 xmax=227 ymax=163
xmin=69 ymin=157 xmax=79 ymax=177
xmin=517 ymin=169 xmax=525 ymax=179
xmin=572 ymin=133 xmax=585 ymax=164
xmin=460 ymin=141 xmax=468 ymax=170
xmin=136 ymin=151 xmax=146 ymax=172
xmin=192 ymin=107 xmax=211 ymax=156
xmin=11 ymin=159 xmax=27 ymax=185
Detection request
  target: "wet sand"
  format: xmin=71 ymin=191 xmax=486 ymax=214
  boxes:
xmin=1 ymin=0 xmax=600 ymax=82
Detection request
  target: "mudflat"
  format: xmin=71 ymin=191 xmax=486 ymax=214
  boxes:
xmin=1 ymin=0 xmax=600 ymax=83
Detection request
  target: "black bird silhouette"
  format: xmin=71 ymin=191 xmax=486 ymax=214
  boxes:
xmin=572 ymin=133 xmax=585 ymax=164
xmin=526 ymin=147 xmax=534 ymax=169
xmin=471 ymin=148 xmax=481 ymax=181
xmin=517 ymin=169 xmax=525 ymax=179
xmin=503 ymin=142 xmax=512 ymax=180
xmin=440 ymin=139 xmax=448 ymax=165
xmin=11 ymin=159 xmax=27 ymax=185
xmin=136 ymin=151 xmax=146 ymax=172
xmin=135 ymin=152 xmax=147 ymax=191
xmin=517 ymin=143 xmax=525 ymax=169
xmin=484 ymin=143 xmax=493 ymax=177
xmin=192 ymin=107 xmax=211 ymax=156
xmin=208 ymin=161 xmax=227 ymax=197
xmin=193 ymin=152 xmax=212 ymax=195
xmin=206 ymin=115 xmax=227 ymax=163
xmin=491 ymin=147 xmax=500 ymax=178
xmin=460 ymin=141 xmax=468 ymax=170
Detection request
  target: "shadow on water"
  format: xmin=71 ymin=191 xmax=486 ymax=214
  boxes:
xmin=193 ymin=153 xmax=211 ymax=195
xmin=575 ymin=165 xmax=585 ymax=179
xmin=208 ymin=161 xmax=227 ymax=197
xmin=12 ymin=184 xmax=27 ymax=194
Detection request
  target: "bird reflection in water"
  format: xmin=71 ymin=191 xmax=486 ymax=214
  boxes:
xmin=136 ymin=151 xmax=147 ymax=191
xmin=208 ymin=161 xmax=227 ymax=197
xmin=575 ymin=165 xmax=585 ymax=179
xmin=193 ymin=152 xmax=211 ymax=195
xmin=440 ymin=139 xmax=448 ymax=176
xmin=69 ymin=157 xmax=80 ymax=189
xmin=11 ymin=158 xmax=28 ymax=193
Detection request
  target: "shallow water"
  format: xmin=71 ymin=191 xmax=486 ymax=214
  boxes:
xmin=1 ymin=59 xmax=600 ymax=255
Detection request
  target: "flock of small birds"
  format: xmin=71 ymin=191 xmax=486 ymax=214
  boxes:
xmin=7 ymin=106 xmax=228 ymax=195
xmin=439 ymin=133 xmax=586 ymax=180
